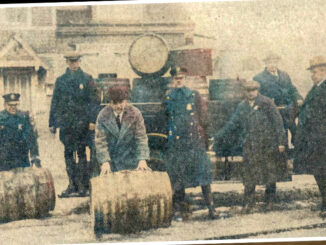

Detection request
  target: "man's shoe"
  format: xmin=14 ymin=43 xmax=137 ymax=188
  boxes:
xmin=319 ymin=210 xmax=326 ymax=218
xmin=58 ymin=184 xmax=77 ymax=198
xmin=173 ymin=211 xmax=184 ymax=222
xmin=208 ymin=207 xmax=219 ymax=220
xmin=78 ymin=189 xmax=89 ymax=197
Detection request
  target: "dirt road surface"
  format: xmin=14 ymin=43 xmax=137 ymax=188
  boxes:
xmin=1 ymin=113 xmax=326 ymax=244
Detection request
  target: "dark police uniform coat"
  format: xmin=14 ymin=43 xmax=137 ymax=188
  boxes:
xmin=253 ymin=69 xmax=302 ymax=132
xmin=49 ymin=67 xmax=98 ymax=148
xmin=164 ymin=86 xmax=212 ymax=191
xmin=0 ymin=110 xmax=39 ymax=171
xmin=214 ymin=94 xmax=287 ymax=186
xmin=294 ymin=80 xmax=326 ymax=174
xmin=95 ymin=104 xmax=150 ymax=171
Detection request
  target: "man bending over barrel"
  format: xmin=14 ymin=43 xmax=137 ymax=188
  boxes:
xmin=95 ymin=86 xmax=151 ymax=174
xmin=0 ymin=93 xmax=41 ymax=171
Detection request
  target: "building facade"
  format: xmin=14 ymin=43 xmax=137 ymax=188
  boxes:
xmin=0 ymin=4 xmax=194 ymax=113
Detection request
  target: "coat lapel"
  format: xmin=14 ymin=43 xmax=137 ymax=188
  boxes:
xmin=117 ymin=105 xmax=133 ymax=143
xmin=103 ymin=106 xmax=120 ymax=138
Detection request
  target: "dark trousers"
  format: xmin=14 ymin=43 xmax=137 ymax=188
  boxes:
xmin=173 ymin=185 xmax=214 ymax=212
xmin=60 ymin=126 xmax=89 ymax=191
xmin=244 ymin=182 xmax=276 ymax=205
xmin=63 ymin=142 xmax=88 ymax=191
xmin=314 ymin=169 xmax=326 ymax=210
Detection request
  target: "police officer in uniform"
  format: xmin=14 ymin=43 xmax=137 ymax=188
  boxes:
xmin=49 ymin=52 xmax=98 ymax=197
xmin=0 ymin=93 xmax=41 ymax=171
xmin=164 ymin=67 xmax=217 ymax=221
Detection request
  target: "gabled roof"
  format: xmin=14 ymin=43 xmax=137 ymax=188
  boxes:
xmin=0 ymin=35 xmax=49 ymax=70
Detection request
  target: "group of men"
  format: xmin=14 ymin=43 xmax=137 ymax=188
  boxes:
xmin=1 ymin=50 xmax=326 ymax=222
xmin=215 ymin=53 xmax=326 ymax=218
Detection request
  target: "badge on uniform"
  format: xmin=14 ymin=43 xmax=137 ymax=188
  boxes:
xmin=0 ymin=125 xmax=4 ymax=130
xmin=186 ymin=103 xmax=192 ymax=111
xmin=18 ymin=124 xmax=23 ymax=130
xmin=79 ymin=84 xmax=84 ymax=90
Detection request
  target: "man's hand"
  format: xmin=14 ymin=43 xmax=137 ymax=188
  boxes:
xmin=279 ymin=145 xmax=285 ymax=153
xmin=89 ymin=123 xmax=96 ymax=131
xmin=297 ymin=99 xmax=303 ymax=106
xmin=100 ymin=162 xmax=112 ymax=175
xmin=136 ymin=160 xmax=151 ymax=171
xmin=31 ymin=158 xmax=41 ymax=168
xmin=49 ymin=127 xmax=56 ymax=134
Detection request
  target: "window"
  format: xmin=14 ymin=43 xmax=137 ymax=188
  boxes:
xmin=5 ymin=8 xmax=27 ymax=23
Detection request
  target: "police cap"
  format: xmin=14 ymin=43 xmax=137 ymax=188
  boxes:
xmin=170 ymin=66 xmax=188 ymax=76
xmin=3 ymin=93 xmax=20 ymax=103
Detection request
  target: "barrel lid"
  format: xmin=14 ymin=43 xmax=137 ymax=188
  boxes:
xmin=128 ymin=34 xmax=170 ymax=77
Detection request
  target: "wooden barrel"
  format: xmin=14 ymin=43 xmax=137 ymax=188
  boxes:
xmin=0 ymin=167 xmax=55 ymax=222
xmin=91 ymin=170 xmax=173 ymax=235
xmin=128 ymin=34 xmax=170 ymax=77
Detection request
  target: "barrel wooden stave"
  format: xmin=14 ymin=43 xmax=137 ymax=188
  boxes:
xmin=91 ymin=171 xmax=173 ymax=234
xmin=0 ymin=167 xmax=56 ymax=222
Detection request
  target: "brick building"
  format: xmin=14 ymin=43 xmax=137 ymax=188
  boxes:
xmin=0 ymin=4 xmax=194 ymax=112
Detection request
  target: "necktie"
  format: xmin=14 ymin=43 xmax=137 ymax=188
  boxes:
xmin=116 ymin=114 xmax=121 ymax=130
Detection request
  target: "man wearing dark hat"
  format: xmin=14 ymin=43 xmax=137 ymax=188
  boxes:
xmin=49 ymin=52 xmax=99 ymax=197
xmin=294 ymin=56 xmax=326 ymax=218
xmin=0 ymin=93 xmax=41 ymax=171
xmin=214 ymin=80 xmax=287 ymax=213
xmin=95 ymin=85 xmax=151 ymax=174
xmin=164 ymin=67 xmax=217 ymax=221
xmin=253 ymin=52 xmax=303 ymax=147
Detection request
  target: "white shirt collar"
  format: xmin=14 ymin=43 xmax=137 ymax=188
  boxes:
xmin=113 ymin=111 xmax=124 ymax=122
xmin=316 ymin=79 xmax=326 ymax=87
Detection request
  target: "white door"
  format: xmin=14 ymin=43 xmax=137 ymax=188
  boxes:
xmin=3 ymin=68 xmax=33 ymax=111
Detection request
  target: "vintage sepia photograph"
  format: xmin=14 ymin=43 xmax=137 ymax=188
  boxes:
xmin=0 ymin=0 xmax=326 ymax=244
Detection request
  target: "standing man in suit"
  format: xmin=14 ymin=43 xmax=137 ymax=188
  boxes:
xmin=253 ymin=53 xmax=303 ymax=147
xmin=95 ymin=86 xmax=151 ymax=174
xmin=214 ymin=80 xmax=287 ymax=213
xmin=164 ymin=67 xmax=217 ymax=221
xmin=295 ymin=56 xmax=326 ymax=218
xmin=49 ymin=52 xmax=99 ymax=197
xmin=0 ymin=93 xmax=41 ymax=171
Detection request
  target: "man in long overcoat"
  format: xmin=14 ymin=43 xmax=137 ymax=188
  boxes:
xmin=214 ymin=80 xmax=287 ymax=212
xmin=95 ymin=86 xmax=151 ymax=174
xmin=163 ymin=67 xmax=217 ymax=220
xmin=253 ymin=53 xmax=303 ymax=146
xmin=0 ymin=93 xmax=41 ymax=171
xmin=49 ymin=52 xmax=99 ymax=197
xmin=294 ymin=56 xmax=326 ymax=218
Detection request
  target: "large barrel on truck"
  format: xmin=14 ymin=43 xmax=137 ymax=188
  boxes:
xmin=128 ymin=34 xmax=170 ymax=77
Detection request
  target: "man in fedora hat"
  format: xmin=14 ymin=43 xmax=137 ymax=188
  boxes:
xmin=164 ymin=67 xmax=217 ymax=221
xmin=0 ymin=93 xmax=41 ymax=171
xmin=49 ymin=51 xmax=99 ymax=197
xmin=95 ymin=85 xmax=151 ymax=174
xmin=214 ymin=80 xmax=287 ymax=213
xmin=253 ymin=52 xmax=303 ymax=147
xmin=294 ymin=56 xmax=326 ymax=218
